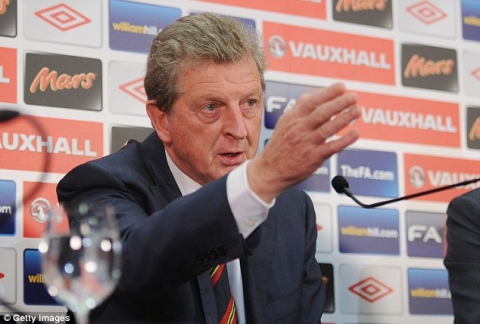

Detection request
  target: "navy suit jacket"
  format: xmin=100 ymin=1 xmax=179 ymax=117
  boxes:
xmin=57 ymin=132 xmax=325 ymax=323
xmin=444 ymin=188 xmax=480 ymax=323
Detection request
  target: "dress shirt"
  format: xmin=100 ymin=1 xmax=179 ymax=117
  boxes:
xmin=165 ymin=152 xmax=274 ymax=324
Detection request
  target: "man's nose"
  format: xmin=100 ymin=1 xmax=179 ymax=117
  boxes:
xmin=223 ymin=105 xmax=248 ymax=139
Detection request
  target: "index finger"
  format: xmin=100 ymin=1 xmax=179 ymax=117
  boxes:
xmin=295 ymin=82 xmax=348 ymax=118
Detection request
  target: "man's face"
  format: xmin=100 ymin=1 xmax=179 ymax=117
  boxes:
xmin=160 ymin=57 xmax=264 ymax=185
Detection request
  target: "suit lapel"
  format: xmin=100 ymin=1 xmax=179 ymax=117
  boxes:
xmin=240 ymin=213 xmax=277 ymax=323
xmin=139 ymin=133 xmax=217 ymax=323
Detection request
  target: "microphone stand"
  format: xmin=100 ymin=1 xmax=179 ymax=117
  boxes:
xmin=336 ymin=176 xmax=480 ymax=208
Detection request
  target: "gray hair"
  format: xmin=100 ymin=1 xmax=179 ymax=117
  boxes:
xmin=144 ymin=12 xmax=266 ymax=115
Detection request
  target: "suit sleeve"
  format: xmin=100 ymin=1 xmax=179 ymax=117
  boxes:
xmin=444 ymin=189 xmax=480 ymax=323
xmin=57 ymin=161 xmax=248 ymax=299
xmin=299 ymin=193 xmax=325 ymax=323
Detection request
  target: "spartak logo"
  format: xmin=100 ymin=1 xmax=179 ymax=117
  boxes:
xmin=404 ymin=54 xmax=454 ymax=78
xmin=30 ymin=67 xmax=96 ymax=93
xmin=335 ymin=0 xmax=389 ymax=12
xmin=0 ymin=0 xmax=10 ymax=15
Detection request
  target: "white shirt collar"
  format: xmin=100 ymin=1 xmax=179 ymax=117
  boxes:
xmin=165 ymin=149 xmax=202 ymax=196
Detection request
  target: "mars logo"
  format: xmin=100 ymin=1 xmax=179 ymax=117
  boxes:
xmin=406 ymin=211 xmax=446 ymax=258
xmin=34 ymin=3 xmax=91 ymax=31
xmin=401 ymin=44 xmax=458 ymax=92
xmin=333 ymin=0 xmax=392 ymax=28
xmin=406 ymin=1 xmax=447 ymax=24
xmin=119 ymin=77 xmax=147 ymax=103
xmin=467 ymin=106 xmax=480 ymax=149
xmin=348 ymin=277 xmax=393 ymax=302
xmin=0 ymin=0 xmax=16 ymax=37
xmin=24 ymin=52 xmax=102 ymax=110
xmin=0 ymin=0 xmax=10 ymax=14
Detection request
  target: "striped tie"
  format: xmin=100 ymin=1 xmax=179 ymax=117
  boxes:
xmin=210 ymin=264 xmax=237 ymax=324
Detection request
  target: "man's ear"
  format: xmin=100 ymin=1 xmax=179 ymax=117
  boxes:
xmin=146 ymin=101 xmax=172 ymax=144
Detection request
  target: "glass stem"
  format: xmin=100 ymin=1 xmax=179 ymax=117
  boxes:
xmin=74 ymin=311 xmax=89 ymax=324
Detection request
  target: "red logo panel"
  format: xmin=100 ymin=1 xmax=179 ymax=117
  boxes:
xmin=404 ymin=154 xmax=480 ymax=203
xmin=339 ymin=91 xmax=460 ymax=147
xmin=263 ymin=22 xmax=395 ymax=85
xmin=0 ymin=47 xmax=16 ymax=103
xmin=198 ymin=0 xmax=326 ymax=19
xmin=0 ymin=116 xmax=103 ymax=173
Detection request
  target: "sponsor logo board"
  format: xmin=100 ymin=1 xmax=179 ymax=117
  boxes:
xmin=406 ymin=211 xmax=446 ymax=258
xmin=339 ymin=90 xmax=460 ymax=147
xmin=315 ymin=204 xmax=332 ymax=253
xmin=263 ymin=22 xmax=395 ymax=85
xmin=23 ymin=249 xmax=59 ymax=305
xmin=340 ymin=265 xmax=402 ymax=314
xmin=0 ymin=248 xmax=16 ymax=304
xmin=338 ymin=205 xmax=399 ymax=255
xmin=109 ymin=0 xmax=181 ymax=54
xmin=196 ymin=0 xmax=326 ymax=19
xmin=0 ymin=180 xmax=15 ymax=236
xmin=401 ymin=43 xmax=458 ymax=92
xmin=0 ymin=47 xmax=17 ymax=104
xmin=110 ymin=125 xmax=152 ymax=153
xmin=23 ymin=182 xmax=68 ymax=238
xmin=109 ymin=61 xmax=147 ymax=117
xmin=24 ymin=52 xmax=102 ymax=111
xmin=0 ymin=116 xmax=103 ymax=174
xmin=337 ymin=149 xmax=398 ymax=198
xmin=467 ymin=106 xmax=480 ymax=149
xmin=463 ymin=51 xmax=480 ymax=97
xmin=332 ymin=0 xmax=393 ymax=28
xmin=24 ymin=1 xmax=101 ymax=47
xmin=408 ymin=268 xmax=452 ymax=315
xmin=461 ymin=0 xmax=480 ymax=42
xmin=400 ymin=1 xmax=455 ymax=39
xmin=0 ymin=0 xmax=16 ymax=37
xmin=319 ymin=263 xmax=334 ymax=313
xmin=404 ymin=154 xmax=480 ymax=203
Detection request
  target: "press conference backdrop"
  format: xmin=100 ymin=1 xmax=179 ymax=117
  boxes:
xmin=1 ymin=0 xmax=479 ymax=323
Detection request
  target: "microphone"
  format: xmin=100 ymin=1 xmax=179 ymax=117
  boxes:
xmin=331 ymin=175 xmax=480 ymax=208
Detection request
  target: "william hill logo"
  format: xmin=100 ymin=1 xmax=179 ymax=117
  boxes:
xmin=24 ymin=52 xmax=102 ymax=111
xmin=401 ymin=44 xmax=458 ymax=92
xmin=333 ymin=0 xmax=392 ymax=28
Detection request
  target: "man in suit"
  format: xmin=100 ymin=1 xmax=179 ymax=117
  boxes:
xmin=57 ymin=13 xmax=361 ymax=323
xmin=444 ymin=188 xmax=480 ymax=323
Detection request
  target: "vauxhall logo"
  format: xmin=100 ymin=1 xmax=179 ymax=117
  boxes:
xmin=268 ymin=35 xmax=391 ymax=69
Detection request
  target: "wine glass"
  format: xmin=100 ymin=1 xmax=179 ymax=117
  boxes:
xmin=39 ymin=202 xmax=122 ymax=324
